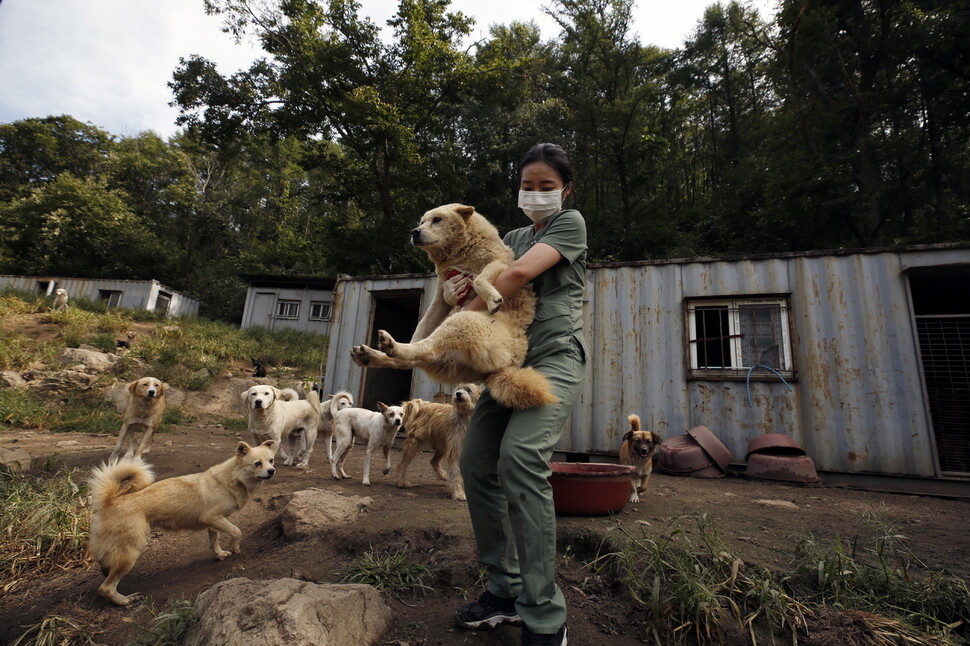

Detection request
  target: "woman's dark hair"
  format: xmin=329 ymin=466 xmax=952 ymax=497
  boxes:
xmin=518 ymin=143 xmax=574 ymax=186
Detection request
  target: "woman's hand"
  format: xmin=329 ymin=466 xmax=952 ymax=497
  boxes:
xmin=443 ymin=270 xmax=475 ymax=307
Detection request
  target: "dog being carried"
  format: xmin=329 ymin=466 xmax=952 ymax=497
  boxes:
xmin=396 ymin=383 xmax=481 ymax=500
xmin=88 ymin=440 xmax=276 ymax=606
xmin=330 ymin=402 xmax=405 ymax=485
xmin=351 ymin=204 xmax=557 ymax=410
xmin=241 ymin=385 xmax=321 ymax=468
xmin=110 ymin=377 xmax=169 ymax=461
xmin=618 ymin=414 xmax=661 ymax=503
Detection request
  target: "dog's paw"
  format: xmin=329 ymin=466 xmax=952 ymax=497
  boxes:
xmin=376 ymin=330 xmax=396 ymax=356
xmin=215 ymin=549 xmax=232 ymax=560
xmin=628 ymin=493 xmax=640 ymax=503
xmin=487 ymin=295 xmax=503 ymax=314
xmin=362 ymin=479 xmax=371 ymax=486
xmin=350 ymin=344 xmax=373 ymax=366
xmin=283 ymin=456 xmax=294 ymax=466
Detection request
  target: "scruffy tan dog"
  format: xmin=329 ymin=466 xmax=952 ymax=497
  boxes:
xmin=396 ymin=383 xmax=481 ymax=500
xmin=87 ymin=440 xmax=276 ymax=606
xmin=110 ymin=377 xmax=169 ymax=461
xmin=351 ymin=204 xmax=556 ymax=410
xmin=619 ymin=414 xmax=662 ymax=503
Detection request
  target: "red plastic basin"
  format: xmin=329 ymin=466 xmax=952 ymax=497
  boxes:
xmin=548 ymin=462 xmax=636 ymax=516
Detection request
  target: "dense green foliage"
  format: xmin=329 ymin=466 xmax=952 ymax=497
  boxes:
xmin=1 ymin=0 xmax=966 ymax=320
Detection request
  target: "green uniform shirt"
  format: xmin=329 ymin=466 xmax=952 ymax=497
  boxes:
xmin=503 ymin=208 xmax=588 ymax=364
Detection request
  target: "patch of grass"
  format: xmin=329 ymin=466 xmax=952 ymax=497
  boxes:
xmin=590 ymin=513 xmax=808 ymax=645
xmin=216 ymin=416 xmax=249 ymax=432
xmin=10 ymin=614 xmax=100 ymax=646
xmin=790 ymin=512 xmax=970 ymax=639
xmin=0 ymin=287 xmax=46 ymax=314
xmin=0 ymin=389 xmax=119 ymax=434
xmin=340 ymin=545 xmax=434 ymax=602
xmin=0 ymin=464 xmax=91 ymax=595
xmin=126 ymin=599 xmax=199 ymax=646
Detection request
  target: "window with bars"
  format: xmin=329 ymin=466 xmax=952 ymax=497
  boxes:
xmin=309 ymin=301 xmax=332 ymax=321
xmin=686 ymin=297 xmax=795 ymax=379
xmin=275 ymin=300 xmax=300 ymax=319
xmin=98 ymin=290 xmax=123 ymax=308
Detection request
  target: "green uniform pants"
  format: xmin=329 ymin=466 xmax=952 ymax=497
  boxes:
xmin=460 ymin=337 xmax=586 ymax=633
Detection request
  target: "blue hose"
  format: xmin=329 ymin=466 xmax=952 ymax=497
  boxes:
xmin=746 ymin=364 xmax=793 ymax=407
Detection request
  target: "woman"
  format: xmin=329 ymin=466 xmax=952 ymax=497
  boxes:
xmin=451 ymin=142 xmax=587 ymax=646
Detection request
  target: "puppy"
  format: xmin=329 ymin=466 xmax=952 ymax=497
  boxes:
xmin=116 ymin=332 xmax=135 ymax=355
xmin=330 ymin=402 xmax=405 ymax=485
xmin=619 ymin=414 xmax=661 ymax=503
xmin=351 ymin=204 xmax=556 ymax=410
xmin=241 ymin=385 xmax=321 ymax=468
xmin=52 ymin=288 xmax=69 ymax=311
xmin=88 ymin=440 xmax=276 ymax=606
xmin=396 ymin=383 xmax=481 ymax=500
xmin=110 ymin=377 xmax=169 ymax=461
xmin=319 ymin=390 xmax=354 ymax=460
xmin=251 ymin=357 xmax=267 ymax=378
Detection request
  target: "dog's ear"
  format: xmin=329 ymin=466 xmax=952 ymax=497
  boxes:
xmin=650 ymin=431 xmax=662 ymax=443
xmin=272 ymin=387 xmax=283 ymax=399
xmin=240 ymin=387 xmax=252 ymax=402
xmin=622 ymin=430 xmax=634 ymax=443
xmin=456 ymin=205 xmax=475 ymax=220
xmin=376 ymin=401 xmax=387 ymax=412
xmin=161 ymin=382 xmax=170 ymax=393
xmin=236 ymin=441 xmax=251 ymax=456
xmin=261 ymin=440 xmax=275 ymax=449
xmin=128 ymin=380 xmax=138 ymax=394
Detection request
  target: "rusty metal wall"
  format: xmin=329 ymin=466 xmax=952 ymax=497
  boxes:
xmin=323 ymin=246 xmax=970 ymax=478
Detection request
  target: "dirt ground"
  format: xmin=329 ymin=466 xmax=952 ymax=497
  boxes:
xmin=2 ymin=396 xmax=969 ymax=646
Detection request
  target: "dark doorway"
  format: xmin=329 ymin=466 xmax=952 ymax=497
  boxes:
xmin=360 ymin=290 xmax=422 ymax=410
xmin=910 ymin=271 xmax=970 ymax=474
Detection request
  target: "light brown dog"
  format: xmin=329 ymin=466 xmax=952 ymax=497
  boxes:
xmin=619 ymin=414 xmax=661 ymax=503
xmin=396 ymin=383 xmax=481 ymax=500
xmin=351 ymin=204 xmax=556 ymax=410
xmin=110 ymin=377 xmax=169 ymax=461
xmin=88 ymin=440 xmax=276 ymax=606
xmin=52 ymin=288 xmax=69 ymax=311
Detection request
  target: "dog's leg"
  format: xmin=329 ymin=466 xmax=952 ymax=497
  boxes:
xmin=296 ymin=425 xmax=317 ymax=469
xmin=99 ymin=555 xmax=141 ymax=606
xmin=472 ymin=260 xmax=508 ymax=314
xmin=381 ymin=442 xmax=392 ymax=476
xmin=361 ymin=443 xmax=374 ymax=486
xmin=395 ymin=436 xmax=421 ymax=488
xmin=350 ymin=342 xmax=419 ymax=370
xmin=205 ymin=518 xmax=243 ymax=558
xmin=133 ymin=426 xmax=156 ymax=457
xmin=628 ymin=476 xmax=641 ymax=503
xmin=110 ymin=425 xmax=131 ymax=461
xmin=331 ymin=435 xmax=351 ymax=480
xmin=429 ymin=451 xmax=448 ymax=481
xmin=448 ymin=460 xmax=466 ymax=501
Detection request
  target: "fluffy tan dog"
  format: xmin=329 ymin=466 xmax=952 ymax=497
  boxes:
xmin=396 ymin=383 xmax=481 ymax=500
xmin=351 ymin=204 xmax=556 ymax=410
xmin=110 ymin=377 xmax=169 ymax=461
xmin=618 ymin=414 xmax=662 ymax=503
xmin=52 ymin=288 xmax=69 ymax=311
xmin=241 ymin=385 xmax=321 ymax=468
xmin=88 ymin=440 xmax=276 ymax=606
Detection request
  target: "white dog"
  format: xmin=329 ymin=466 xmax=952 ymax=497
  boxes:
xmin=319 ymin=390 xmax=354 ymax=460
xmin=330 ymin=402 xmax=405 ymax=485
xmin=240 ymin=385 xmax=321 ymax=468
xmin=52 ymin=288 xmax=69 ymax=311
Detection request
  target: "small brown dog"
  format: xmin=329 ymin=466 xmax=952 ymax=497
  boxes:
xmin=396 ymin=383 xmax=481 ymax=500
xmin=619 ymin=414 xmax=661 ymax=503
xmin=88 ymin=441 xmax=276 ymax=606
xmin=110 ymin=377 xmax=169 ymax=461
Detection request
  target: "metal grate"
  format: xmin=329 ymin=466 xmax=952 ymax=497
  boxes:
xmin=917 ymin=316 xmax=970 ymax=474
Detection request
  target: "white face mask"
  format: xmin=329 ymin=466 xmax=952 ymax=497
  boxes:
xmin=518 ymin=189 xmax=563 ymax=224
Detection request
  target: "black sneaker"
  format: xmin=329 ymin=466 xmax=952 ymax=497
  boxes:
xmin=454 ymin=589 xmax=523 ymax=630
xmin=521 ymin=624 xmax=567 ymax=646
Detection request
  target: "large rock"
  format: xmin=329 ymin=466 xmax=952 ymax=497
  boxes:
xmin=30 ymin=370 xmax=98 ymax=393
xmin=55 ymin=347 xmax=119 ymax=373
xmin=184 ymin=578 xmax=392 ymax=646
xmin=280 ymin=488 xmax=373 ymax=540
xmin=0 ymin=447 xmax=34 ymax=473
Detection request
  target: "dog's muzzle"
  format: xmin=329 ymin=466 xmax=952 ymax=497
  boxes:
xmin=253 ymin=400 xmax=265 ymax=409
xmin=260 ymin=468 xmax=276 ymax=479
xmin=636 ymin=446 xmax=653 ymax=458
xmin=410 ymin=229 xmax=423 ymax=246
xmin=147 ymin=390 xmax=157 ymax=398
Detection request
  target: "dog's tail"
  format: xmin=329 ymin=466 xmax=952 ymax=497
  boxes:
xmin=485 ymin=367 xmax=558 ymax=410
xmin=279 ymin=388 xmax=301 ymax=401
xmin=88 ymin=457 xmax=155 ymax=512
xmin=628 ymin=414 xmax=641 ymax=432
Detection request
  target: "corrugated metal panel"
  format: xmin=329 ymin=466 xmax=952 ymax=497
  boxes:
xmin=322 ymin=248 xmax=970 ymax=478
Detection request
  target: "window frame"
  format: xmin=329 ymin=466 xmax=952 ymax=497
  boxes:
xmin=275 ymin=299 xmax=300 ymax=320
xmin=685 ymin=294 xmax=796 ymax=381
xmin=98 ymin=290 xmax=123 ymax=309
xmin=308 ymin=301 xmax=332 ymax=322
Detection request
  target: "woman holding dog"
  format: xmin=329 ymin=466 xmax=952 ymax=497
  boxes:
xmin=451 ymin=142 xmax=586 ymax=646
